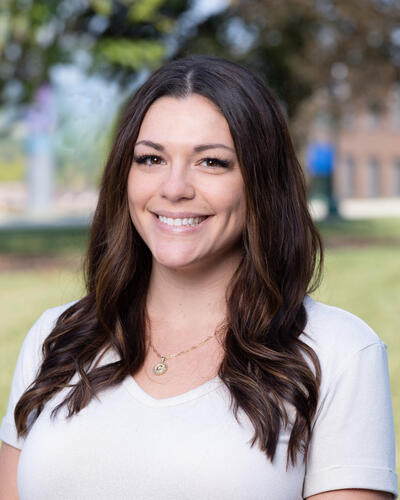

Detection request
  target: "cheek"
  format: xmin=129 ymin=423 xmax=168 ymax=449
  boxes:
xmin=209 ymin=178 xmax=246 ymax=235
xmin=127 ymin=171 xmax=148 ymax=215
xmin=227 ymin=181 xmax=247 ymax=232
xmin=126 ymin=173 xmax=150 ymax=242
xmin=201 ymin=174 xmax=246 ymax=211
xmin=222 ymin=180 xmax=246 ymax=218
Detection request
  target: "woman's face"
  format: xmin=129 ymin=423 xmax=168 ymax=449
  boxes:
xmin=127 ymin=94 xmax=246 ymax=271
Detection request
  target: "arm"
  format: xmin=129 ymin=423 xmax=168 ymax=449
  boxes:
xmin=306 ymin=488 xmax=394 ymax=499
xmin=0 ymin=441 xmax=20 ymax=500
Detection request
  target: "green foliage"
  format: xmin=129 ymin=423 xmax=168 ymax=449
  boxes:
xmin=97 ymin=38 xmax=165 ymax=69
xmin=0 ymin=227 xmax=89 ymax=255
xmin=3 ymin=0 xmax=400 ymax=120
xmin=11 ymin=14 xmax=29 ymax=40
xmin=0 ymin=160 xmax=24 ymax=182
xmin=0 ymin=0 xmax=190 ymax=107
xmin=91 ymin=0 xmax=113 ymax=16
xmin=0 ymin=13 xmax=10 ymax=50
xmin=0 ymin=139 xmax=25 ymax=182
xmin=155 ymin=16 xmax=174 ymax=34
xmin=128 ymin=0 xmax=165 ymax=23
xmin=175 ymin=0 xmax=400 ymax=119
xmin=31 ymin=3 xmax=50 ymax=25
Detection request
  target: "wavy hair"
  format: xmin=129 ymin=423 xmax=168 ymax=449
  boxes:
xmin=15 ymin=55 xmax=323 ymax=468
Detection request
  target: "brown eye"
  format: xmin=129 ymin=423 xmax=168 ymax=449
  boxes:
xmin=205 ymin=159 xmax=219 ymax=168
xmin=134 ymin=155 xmax=165 ymax=166
xmin=149 ymin=156 xmax=163 ymax=165
xmin=201 ymin=157 xmax=231 ymax=169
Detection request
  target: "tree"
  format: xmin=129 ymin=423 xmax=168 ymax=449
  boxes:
xmin=0 ymin=0 xmax=189 ymax=106
xmin=174 ymin=0 xmax=400 ymax=125
xmin=3 ymin=0 xmax=400 ymax=121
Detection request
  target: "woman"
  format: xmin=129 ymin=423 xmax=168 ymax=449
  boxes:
xmin=0 ymin=55 xmax=397 ymax=499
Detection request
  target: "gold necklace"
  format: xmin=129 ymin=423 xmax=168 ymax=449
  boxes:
xmin=149 ymin=323 xmax=227 ymax=376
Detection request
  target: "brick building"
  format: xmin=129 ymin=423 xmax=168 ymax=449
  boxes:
xmin=335 ymin=87 xmax=400 ymax=198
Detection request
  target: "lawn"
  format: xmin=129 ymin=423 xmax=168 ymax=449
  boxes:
xmin=0 ymin=218 xmax=399 ymax=483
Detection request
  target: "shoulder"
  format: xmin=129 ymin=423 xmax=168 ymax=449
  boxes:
xmin=301 ymin=295 xmax=385 ymax=380
xmin=25 ymin=300 xmax=120 ymax=367
xmin=0 ymin=300 xmax=82 ymax=448
xmin=302 ymin=294 xmax=383 ymax=348
xmin=24 ymin=298 xmax=120 ymax=367
xmin=40 ymin=300 xmax=79 ymax=325
xmin=23 ymin=299 xmax=80 ymax=356
xmin=300 ymin=297 xmax=398 ymax=498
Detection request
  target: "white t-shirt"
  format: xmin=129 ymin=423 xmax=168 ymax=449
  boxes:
xmin=0 ymin=295 xmax=398 ymax=499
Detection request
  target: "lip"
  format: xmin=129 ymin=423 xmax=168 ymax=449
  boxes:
xmin=151 ymin=212 xmax=212 ymax=233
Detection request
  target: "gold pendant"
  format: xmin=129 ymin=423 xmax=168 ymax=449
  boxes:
xmin=153 ymin=356 xmax=168 ymax=376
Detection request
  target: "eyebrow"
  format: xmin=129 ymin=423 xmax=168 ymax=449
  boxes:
xmin=134 ymin=140 xmax=235 ymax=153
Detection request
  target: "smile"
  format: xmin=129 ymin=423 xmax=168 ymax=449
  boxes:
xmin=157 ymin=215 xmax=208 ymax=227
xmin=152 ymin=213 xmax=211 ymax=233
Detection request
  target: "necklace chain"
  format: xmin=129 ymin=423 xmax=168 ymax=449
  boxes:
xmin=149 ymin=322 xmax=227 ymax=360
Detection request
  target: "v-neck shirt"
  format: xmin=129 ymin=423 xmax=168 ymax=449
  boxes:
xmin=0 ymin=296 xmax=398 ymax=499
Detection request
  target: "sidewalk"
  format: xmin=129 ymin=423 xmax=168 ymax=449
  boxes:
xmin=309 ymin=198 xmax=400 ymax=221
xmin=0 ymin=213 xmax=92 ymax=230
xmin=0 ymin=184 xmax=97 ymax=229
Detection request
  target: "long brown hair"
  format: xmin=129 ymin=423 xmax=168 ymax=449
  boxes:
xmin=15 ymin=55 xmax=323 ymax=468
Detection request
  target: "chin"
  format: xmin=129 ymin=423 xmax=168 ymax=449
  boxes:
xmin=156 ymin=258 xmax=196 ymax=270
xmin=152 ymin=252 xmax=204 ymax=271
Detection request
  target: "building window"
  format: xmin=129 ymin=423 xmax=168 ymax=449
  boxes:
xmin=344 ymin=154 xmax=355 ymax=197
xmin=393 ymin=160 xmax=400 ymax=196
xmin=367 ymin=104 xmax=381 ymax=129
xmin=368 ymin=157 xmax=380 ymax=197
xmin=391 ymin=85 xmax=400 ymax=129
xmin=341 ymin=109 xmax=354 ymax=129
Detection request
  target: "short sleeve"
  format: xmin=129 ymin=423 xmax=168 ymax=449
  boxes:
xmin=0 ymin=310 xmax=52 ymax=450
xmin=303 ymin=342 xmax=399 ymax=499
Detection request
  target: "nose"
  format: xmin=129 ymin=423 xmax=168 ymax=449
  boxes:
xmin=160 ymin=162 xmax=195 ymax=201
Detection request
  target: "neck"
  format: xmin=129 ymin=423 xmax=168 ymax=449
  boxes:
xmin=146 ymin=250 xmax=242 ymax=336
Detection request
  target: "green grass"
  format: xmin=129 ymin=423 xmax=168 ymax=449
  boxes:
xmin=0 ymin=267 xmax=84 ymax=407
xmin=316 ymin=217 xmax=400 ymax=244
xmin=0 ymin=219 xmax=399 ymax=484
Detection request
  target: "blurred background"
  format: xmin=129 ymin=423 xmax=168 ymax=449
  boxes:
xmin=0 ymin=0 xmax=399 ymax=481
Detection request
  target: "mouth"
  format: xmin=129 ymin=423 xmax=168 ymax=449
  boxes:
xmin=151 ymin=212 xmax=212 ymax=231
xmin=156 ymin=214 xmax=209 ymax=227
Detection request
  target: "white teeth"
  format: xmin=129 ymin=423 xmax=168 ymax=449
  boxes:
xmin=158 ymin=215 xmax=207 ymax=227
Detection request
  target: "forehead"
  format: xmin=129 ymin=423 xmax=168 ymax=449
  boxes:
xmin=137 ymin=94 xmax=234 ymax=148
